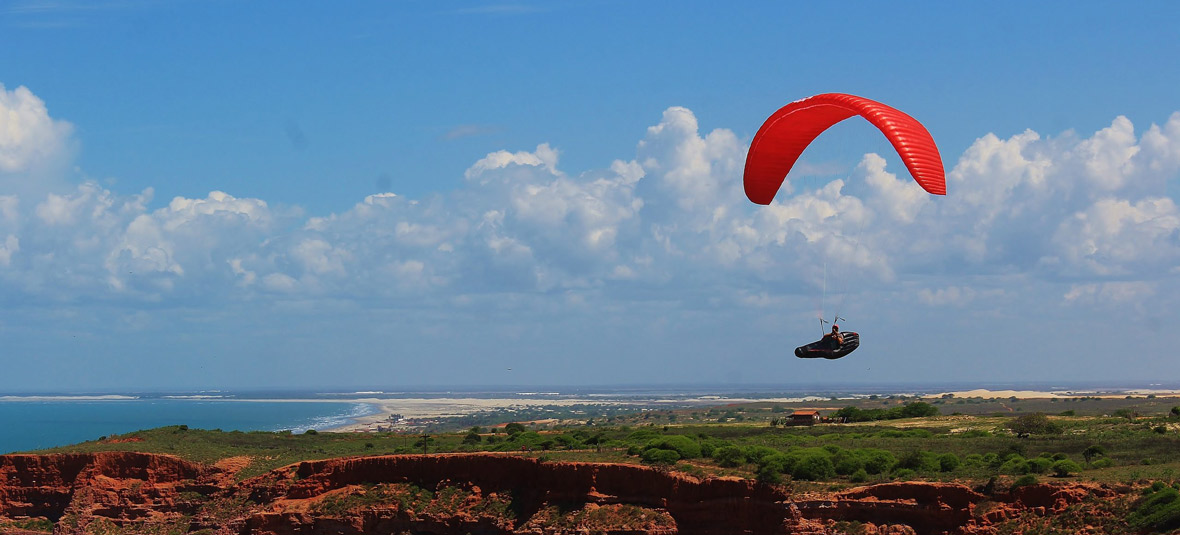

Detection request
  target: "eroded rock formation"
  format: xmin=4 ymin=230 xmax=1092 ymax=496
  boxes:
xmin=0 ymin=452 xmax=1118 ymax=534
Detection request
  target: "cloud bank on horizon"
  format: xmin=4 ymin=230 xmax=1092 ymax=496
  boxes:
xmin=2 ymin=83 xmax=1179 ymax=388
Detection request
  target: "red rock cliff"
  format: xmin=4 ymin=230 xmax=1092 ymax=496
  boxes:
xmin=0 ymin=452 xmax=1117 ymax=534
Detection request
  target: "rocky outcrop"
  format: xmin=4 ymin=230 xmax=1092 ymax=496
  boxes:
xmin=0 ymin=452 xmax=1119 ymax=534
xmin=0 ymin=451 xmax=213 ymax=526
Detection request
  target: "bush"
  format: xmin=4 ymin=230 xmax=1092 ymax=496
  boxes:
xmin=1091 ymin=458 xmax=1114 ymax=469
xmin=897 ymin=451 xmax=941 ymax=473
xmin=859 ymin=449 xmax=898 ymax=475
xmin=1052 ymin=459 xmax=1082 ymax=477
xmin=1000 ymin=456 xmax=1031 ymax=475
xmin=1008 ymin=413 xmax=1063 ymax=435
xmin=641 ymin=448 xmax=680 ymax=465
xmin=645 ymin=435 xmax=702 ymax=459
xmin=891 ymin=401 xmax=940 ymax=419
xmin=849 ymin=468 xmax=869 ymax=483
xmin=835 ymin=456 xmax=865 ymax=476
xmin=699 ymin=437 xmax=731 ymax=458
xmin=504 ymin=423 xmax=527 ymax=435
xmin=1083 ymin=444 xmax=1106 ymax=464
xmin=938 ymin=453 xmax=961 ymax=472
xmin=742 ymin=445 xmax=780 ymax=464
xmin=756 ymin=463 xmax=783 ymax=485
xmin=892 ymin=468 xmax=916 ymax=480
xmin=834 ymin=402 xmax=938 ymax=422
xmin=627 ymin=428 xmax=661 ymax=441
xmin=1012 ymin=474 xmax=1039 ymax=488
xmin=713 ymin=446 xmax=745 ymax=468
xmin=790 ymin=451 xmax=836 ymax=481
xmin=1129 ymin=485 xmax=1180 ymax=531
xmin=1027 ymin=457 xmax=1053 ymax=474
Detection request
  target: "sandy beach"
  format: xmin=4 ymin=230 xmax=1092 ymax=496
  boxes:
xmin=936 ymin=388 xmax=1180 ymax=400
xmin=303 ymin=388 xmax=1180 ymax=432
xmin=323 ymin=397 xmax=662 ymax=432
xmin=321 ymin=394 xmax=841 ymax=432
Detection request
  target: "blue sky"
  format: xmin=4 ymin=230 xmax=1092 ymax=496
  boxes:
xmin=1 ymin=2 xmax=1178 ymax=391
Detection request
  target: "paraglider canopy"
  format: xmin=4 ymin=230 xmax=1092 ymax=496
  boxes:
xmin=744 ymin=93 xmax=946 ymax=205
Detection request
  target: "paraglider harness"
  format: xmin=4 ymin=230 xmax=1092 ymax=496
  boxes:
xmin=795 ymin=315 xmax=860 ymax=360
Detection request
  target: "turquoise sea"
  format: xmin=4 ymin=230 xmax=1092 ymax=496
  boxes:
xmin=0 ymin=397 xmax=378 ymax=454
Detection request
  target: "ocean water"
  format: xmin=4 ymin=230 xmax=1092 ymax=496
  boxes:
xmin=0 ymin=398 xmax=377 ymax=454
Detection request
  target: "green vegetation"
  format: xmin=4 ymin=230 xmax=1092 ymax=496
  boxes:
xmin=1128 ymin=483 xmax=1180 ymax=532
xmin=833 ymin=401 xmax=940 ymax=422
xmin=30 ymin=395 xmax=1180 ymax=490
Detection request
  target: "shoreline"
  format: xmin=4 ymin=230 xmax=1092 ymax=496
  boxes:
xmin=322 ymin=389 xmax=1180 ymax=433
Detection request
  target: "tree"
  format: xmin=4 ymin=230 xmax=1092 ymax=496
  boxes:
xmin=504 ymin=422 xmax=527 ymax=435
xmin=462 ymin=431 xmax=482 ymax=445
xmin=1083 ymin=445 xmax=1106 ymax=464
xmin=1008 ymin=413 xmax=1063 ymax=435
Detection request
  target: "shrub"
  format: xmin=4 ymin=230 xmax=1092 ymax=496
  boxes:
xmin=938 ymin=453 xmax=961 ymax=472
xmin=462 ymin=432 xmax=482 ymax=445
xmin=713 ymin=446 xmax=745 ymax=468
xmin=1083 ymin=445 xmax=1106 ymax=464
xmin=1012 ymin=474 xmax=1039 ymax=488
xmin=742 ymin=445 xmax=780 ymax=464
xmin=645 ymin=435 xmax=702 ymax=459
xmin=756 ymin=463 xmax=783 ymax=485
xmin=758 ymin=452 xmax=791 ymax=472
xmin=892 ymin=468 xmax=916 ymax=480
xmin=1008 ymin=413 xmax=1063 ymax=435
xmin=304 ymin=429 xmax=318 ymax=435
xmin=859 ymin=449 xmax=898 ymax=475
xmin=897 ymin=451 xmax=941 ymax=473
xmin=790 ymin=451 xmax=836 ymax=481
xmin=699 ymin=437 xmax=731 ymax=458
xmin=1052 ymin=459 xmax=1082 ymax=477
xmin=1128 ymin=485 xmax=1180 ymax=531
xmin=641 ymin=448 xmax=680 ymax=465
xmin=627 ymin=428 xmax=661 ymax=441
xmin=1000 ymin=456 xmax=1031 ymax=475
xmin=1091 ymin=458 xmax=1115 ymax=469
xmin=513 ymin=431 xmax=543 ymax=444
xmin=1027 ymin=457 xmax=1053 ymax=474
xmin=891 ymin=401 xmax=940 ymax=419
xmin=504 ymin=423 xmax=527 ymax=435
xmin=835 ymin=456 xmax=865 ymax=476
xmin=849 ymin=468 xmax=869 ymax=483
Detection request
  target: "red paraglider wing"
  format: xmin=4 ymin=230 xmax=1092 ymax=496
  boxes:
xmin=744 ymin=93 xmax=946 ymax=205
